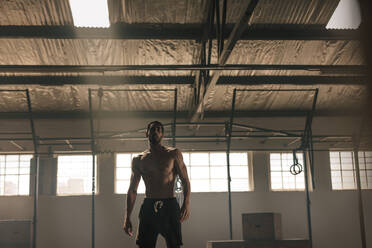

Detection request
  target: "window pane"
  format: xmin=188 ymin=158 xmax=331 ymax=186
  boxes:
xmin=0 ymin=175 xmax=4 ymax=195
xmin=270 ymin=153 xmax=281 ymax=160
xmin=190 ymin=153 xmax=209 ymax=166
xmin=20 ymin=168 xmax=30 ymax=175
xmin=116 ymin=154 xmax=131 ymax=167
xmin=116 ymin=168 xmax=131 ymax=180
xmin=182 ymin=153 xmax=190 ymax=166
xmin=270 ymin=152 xmax=304 ymax=191
xmin=332 ymin=177 xmax=342 ymax=190
xmin=19 ymin=175 xmax=29 ymax=195
xmin=230 ymin=166 xmax=248 ymax=178
xmin=190 ymin=167 xmax=209 ymax=179
xmin=210 ymin=166 xmax=227 ymax=179
xmin=283 ymin=172 xmax=296 ymax=189
xmin=366 ymin=162 xmax=372 ymax=170
xmin=116 ymin=180 xmax=129 ymax=194
xmin=190 ymin=179 xmax=209 ymax=192
xmin=210 ymin=153 xmax=227 ymax=166
xmin=270 ymin=159 xmax=282 ymax=171
xmin=57 ymin=155 xmax=97 ymax=195
xmin=115 ymin=153 xmax=145 ymax=194
xmin=5 ymin=175 xmax=18 ymax=195
xmin=231 ymin=179 xmax=249 ymax=191
xmin=210 ymin=179 xmax=227 ymax=192
xmin=0 ymin=155 xmax=32 ymax=196
xmin=341 ymin=161 xmax=353 ymax=170
xmin=229 ymin=153 xmax=247 ymax=165
xmin=271 ymin=172 xmax=282 ymax=190
xmin=138 ymin=180 xmax=146 ymax=194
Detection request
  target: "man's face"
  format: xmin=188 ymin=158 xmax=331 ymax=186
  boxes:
xmin=147 ymin=123 xmax=163 ymax=145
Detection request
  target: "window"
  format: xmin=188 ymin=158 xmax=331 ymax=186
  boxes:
xmin=57 ymin=155 xmax=98 ymax=196
xmin=330 ymin=151 xmax=372 ymax=190
xmin=0 ymin=154 xmax=32 ymax=196
xmin=115 ymin=152 xmax=252 ymax=193
xmin=326 ymin=0 xmax=361 ymax=29
xmin=116 ymin=153 xmax=145 ymax=194
xmin=69 ymin=0 xmax=110 ymax=27
xmin=183 ymin=152 xmax=252 ymax=192
xmin=270 ymin=153 xmax=305 ymax=191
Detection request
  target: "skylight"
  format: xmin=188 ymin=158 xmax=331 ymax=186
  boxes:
xmin=326 ymin=0 xmax=361 ymax=29
xmin=69 ymin=0 xmax=110 ymax=28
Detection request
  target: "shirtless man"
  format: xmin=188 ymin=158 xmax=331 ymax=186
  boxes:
xmin=123 ymin=121 xmax=191 ymax=248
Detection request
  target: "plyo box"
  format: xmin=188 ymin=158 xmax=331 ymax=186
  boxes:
xmin=207 ymin=239 xmax=310 ymax=248
xmin=242 ymin=213 xmax=282 ymax=240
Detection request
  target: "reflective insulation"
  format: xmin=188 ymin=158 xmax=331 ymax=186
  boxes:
xmin=204 ymin=85 xmax=366 ymax=112
xmin=108 ymin=0 xmax=338 ymax=25
xmin=0 ymin=85 xmax=193 ymax=112
xmin=0 ymin=0 xmax=73 ymax=25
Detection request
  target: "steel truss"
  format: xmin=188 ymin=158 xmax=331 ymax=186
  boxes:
xmin=227 ymin=88 xmax=318 ymax=246
xmin=0 ymin=89 xmax=39 ymax=248
xmin=87 ymin=88 xmax=177 ymax=248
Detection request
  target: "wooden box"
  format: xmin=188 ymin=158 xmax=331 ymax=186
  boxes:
xmin=242 ymin=213 xmax=282 ymax=240
xmin=207 ymin=239 xmax=310 ymax=248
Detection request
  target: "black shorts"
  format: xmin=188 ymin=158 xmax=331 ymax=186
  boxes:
xmin=136 ymin=197 xmax=183 ymax=248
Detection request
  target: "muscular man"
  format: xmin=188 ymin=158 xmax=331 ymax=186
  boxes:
xmin=123 ymin=121 xmax=191 ymax=248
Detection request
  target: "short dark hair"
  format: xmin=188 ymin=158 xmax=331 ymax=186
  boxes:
xmin=147 ymin=121 xmax=164 ymax=133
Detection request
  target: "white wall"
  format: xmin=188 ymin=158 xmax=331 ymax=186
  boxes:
xmin=0 ymin=150 xmax=371 ymax=248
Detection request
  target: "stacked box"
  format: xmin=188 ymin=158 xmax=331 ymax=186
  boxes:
xmin=242 ymin=213 xmax=282 ymax=240
xmin=207 ymin=213 xmax=310 ymax=248
xmin=207 ymin=239 xmax=310 ymax=248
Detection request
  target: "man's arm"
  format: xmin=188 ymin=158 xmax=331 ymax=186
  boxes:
xmin=123 ymin=157 xmax=141 ymax=236
xmin=174 ymin=149 xmax=191 ymax=222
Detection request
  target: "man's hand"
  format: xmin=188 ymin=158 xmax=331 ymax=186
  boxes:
xmin=180 ymin=203 xmax=190 ymax=223
xmin=123 ymin=218 xmax=133 ymax=236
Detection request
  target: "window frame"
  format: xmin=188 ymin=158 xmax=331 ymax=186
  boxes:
xmin=268 ymin=151 xmax=310 ymax=192
xmin=115 ymin=150 xmax=253 ymax=194
xmin=115 ymin=152 xmax=145 ymax=194
xmin=56 ymin=154 xmax=99 ymax=196
xmin=329 ymin=150 xmax=372 ymax=191
xmin=0 ymin=153 xmax=33 ymax=196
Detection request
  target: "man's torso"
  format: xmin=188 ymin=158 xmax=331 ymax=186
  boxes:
xmin=135 ymin=147 xmax=177 ymax=198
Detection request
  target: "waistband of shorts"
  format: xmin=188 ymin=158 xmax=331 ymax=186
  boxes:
xmin=143 ymin=197 xmax=176 ymax=202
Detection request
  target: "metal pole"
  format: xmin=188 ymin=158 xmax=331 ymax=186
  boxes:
xmin=305 ymin=89 xmax=319 ymax=189
xmin=302 ymin=149 xmax=313 ymax=248
xmin=88 ymin=89 xmax=96 ymax=248
xmin=353 ymin=137 xmax=367 ymax=248
xmin=226 ymin=88 xmax=236 ymax=240
xmin=26 ymin=89 xmax=39 ymax=248
xmin=172 ymin=89 xmax=178 ymax=147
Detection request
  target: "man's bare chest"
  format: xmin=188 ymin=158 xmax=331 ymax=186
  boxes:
xmin=139 ymin=153 xmax=175 ymax=175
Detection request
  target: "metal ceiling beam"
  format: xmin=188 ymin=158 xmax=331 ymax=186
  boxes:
xmin=0 ymin=64 xmax=365 ymax=73
xmin=0 ymin=110 xmax=361 ymax=120
xmin=0 ymin=75 xmax=366 ymax=85
xmin=0 ymin=24 xmax=359 ymax=40
xmin=190 ymin=0 xmax=258 ymax=121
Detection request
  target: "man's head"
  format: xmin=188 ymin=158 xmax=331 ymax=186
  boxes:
xmin=146 ymin=121 xmax=164 ymax=145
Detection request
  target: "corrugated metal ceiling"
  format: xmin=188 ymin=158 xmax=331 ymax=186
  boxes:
xmin=0 ymin=0 xmax=366 ymax=114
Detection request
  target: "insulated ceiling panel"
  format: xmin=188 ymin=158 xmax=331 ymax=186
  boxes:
xmin=108 ymin=0 xmax=339 ymax=26
xmin=0 ymin=39 xmax=197 ymax=76
xmin=0 ymin=85 xmax=193 ymax=112
xmin=204 ymin=85 xmax=366 ymax=112
xmin=0 ymin=0 xmax=73 ymax=25
xmin=222 ymin=40 xmax=363 ymax=76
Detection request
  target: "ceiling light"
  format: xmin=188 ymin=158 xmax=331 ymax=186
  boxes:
xmin=69 ymin=0 xmax=110 ymax=28
xmin=326 ymin=0 xmax=361 ymax=29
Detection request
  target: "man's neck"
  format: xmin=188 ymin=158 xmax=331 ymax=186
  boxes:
xmin=149 ymin=143 xmax=163 ymax=153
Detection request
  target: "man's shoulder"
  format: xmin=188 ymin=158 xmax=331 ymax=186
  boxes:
xmin=133 ymin=150 xmax=150 ymax=161
xmin=164 ymin=147 xmax=181 ymax=157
